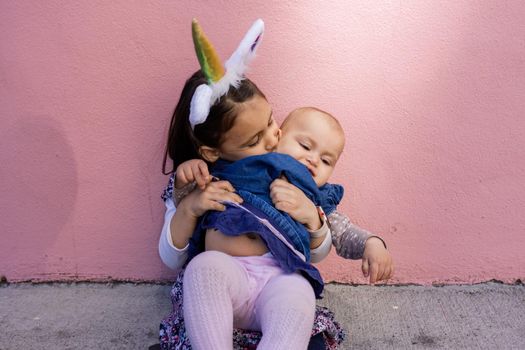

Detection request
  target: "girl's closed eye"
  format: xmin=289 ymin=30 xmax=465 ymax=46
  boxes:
xmin=247 ymin=136 xmax=260 ymax=147
xmin=300 ymin=143 xmax=311 ymax=150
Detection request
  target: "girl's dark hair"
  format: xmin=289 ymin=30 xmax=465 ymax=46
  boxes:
xmin=162 ymin=70 xmax=265 ymax=174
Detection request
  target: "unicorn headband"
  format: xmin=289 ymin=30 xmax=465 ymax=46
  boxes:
xmin=189 ymin=18 xmax=264 ymax=129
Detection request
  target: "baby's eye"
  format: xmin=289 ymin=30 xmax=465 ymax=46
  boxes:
xmin=300 ymin=143 xmax=310 ymax=150
xmin=322 ymin=158 xmax=332 ymax=166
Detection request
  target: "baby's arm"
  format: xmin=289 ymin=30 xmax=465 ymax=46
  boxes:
xmin=329 ymin=211 xmax=393 ymax=283
xmin=269 ymin=178 xmax=332 ymax=263
xmin=329 ymin=211 xmax=374 ymax=259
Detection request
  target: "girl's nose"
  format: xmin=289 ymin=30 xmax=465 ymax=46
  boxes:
xmin=265 ymin=128 xmax=280 ymax=151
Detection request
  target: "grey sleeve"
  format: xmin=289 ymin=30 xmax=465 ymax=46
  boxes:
xmin=328 ymin=211 xmax=384 ymax=260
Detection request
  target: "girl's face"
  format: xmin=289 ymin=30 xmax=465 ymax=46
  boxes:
xmin=217 ymin=95 xmax=280 ymax=161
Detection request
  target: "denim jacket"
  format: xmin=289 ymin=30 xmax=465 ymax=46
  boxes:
xmin=187 ymin=153 xmax=344 ymax=298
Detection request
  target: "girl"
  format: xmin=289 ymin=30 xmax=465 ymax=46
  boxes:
xmin=162 ymin=71 xmax=332 ymax=349
xmin=160 ymin=19 xmax=332 ymax=349
xmin=159 ymin=19 xmax=392 ymax=349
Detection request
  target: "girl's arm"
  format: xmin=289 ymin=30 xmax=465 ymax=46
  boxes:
xmin=158 ymin=179 xmax=242 ymax=270
xmin=158 ymin=197 xmax=190 ymax=270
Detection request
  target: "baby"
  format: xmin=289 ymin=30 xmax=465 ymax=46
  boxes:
xmin=271 ymin=107 xmax=391 ymax=276
xmin=170 ymin=106 xmax=392 ymax=281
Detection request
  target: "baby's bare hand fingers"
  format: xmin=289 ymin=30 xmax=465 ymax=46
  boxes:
xmin=270 ymin=178 xmax=290 ymax=190
xmin=376 ymin=265 xmax=387 ymax=282
xmin=382 ymin=267 xmax=390 ymax=281
xmin=269 ymin=185 xmax=285 ymax=199
xmin=270 ymin=190 xmax=290 ymax=203
xmin=381 ymin=258 xmax=393 ymax=280
xmin=270 ymin=186 xmax=296 ymax=200
xmin=388 ymin=265 xmax=394 ymax=279
xmin=274 ymin=201 xmax=293 ymax=213
xmin=382 ymin=262 xmax=392 ymax=281
xmin=369 ymin=262 xmax=379 ymax=284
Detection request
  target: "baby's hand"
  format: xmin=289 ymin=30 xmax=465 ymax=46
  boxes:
xmin=362 ymin=237 xmax=394 ymax=284
xmin=175 ymin=159 xmax=211 ymax=190
xmin=270 ymin=178 xmax=321 ymax=231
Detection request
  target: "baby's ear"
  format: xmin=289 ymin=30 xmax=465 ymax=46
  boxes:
xmin=199 ymin=146 xmax=220 ymax=163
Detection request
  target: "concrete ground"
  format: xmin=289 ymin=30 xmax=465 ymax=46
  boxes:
xmin=0 ymin=282 xmax=524 ymax=349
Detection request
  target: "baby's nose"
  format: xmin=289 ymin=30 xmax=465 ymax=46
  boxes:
xmin=307 ymin=156 xmax=319 ymax=166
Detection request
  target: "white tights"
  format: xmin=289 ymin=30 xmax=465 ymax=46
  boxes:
xmin=183 ymin=251 xmax=316 ymax=350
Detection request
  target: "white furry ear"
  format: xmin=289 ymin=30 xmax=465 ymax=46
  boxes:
xmin=224 ymin=19 xmax=264 ymax=84
xmin=189 ymin=19 xmax=265 ymax=128
xmin=189 ymin=84 xmax=213 ymax=129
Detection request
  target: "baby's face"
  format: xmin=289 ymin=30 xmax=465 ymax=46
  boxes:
xmin=277 ymin=110 xmax=344 ymax=186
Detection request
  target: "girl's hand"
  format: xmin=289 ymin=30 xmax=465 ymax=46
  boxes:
xmin=180 ymin=180 xmax=243 ymax=218
xmin=270 ymin=178 xmax=321 ymax=231
xmin=362 ymin=237 xmax=394 ymax=284
xmin=175 ymin=159 xmax=211 ymax=190
xmin=169 ymin=180 xmax=242 ymax=250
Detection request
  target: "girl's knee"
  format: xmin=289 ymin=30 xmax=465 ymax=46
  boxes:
xmin=274 ymin=273 xmax=315 ymax=298
xmin=185 ymin=251 xmax=231 ymax=273
xmin=183 ymin=251 xmax=239 ymax=288
xmin=258 ymin=273 xmax=316 ymax=311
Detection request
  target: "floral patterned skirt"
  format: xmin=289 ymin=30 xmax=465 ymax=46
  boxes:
xmin=159 ymin=268 xmax=346 ymax=349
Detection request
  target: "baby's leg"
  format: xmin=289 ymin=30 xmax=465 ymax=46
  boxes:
xmin=255 ymin=273 xmax=316 ymax=350
xmin=183 ymin=251 xmax=251 ymax=350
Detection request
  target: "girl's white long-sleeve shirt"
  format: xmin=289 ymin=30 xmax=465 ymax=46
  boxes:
xmin=158 ymin=198 xmax=189 ymax=270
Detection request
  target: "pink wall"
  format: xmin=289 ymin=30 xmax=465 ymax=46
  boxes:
xmin=1 ymin=1 xmax=524 ymax=285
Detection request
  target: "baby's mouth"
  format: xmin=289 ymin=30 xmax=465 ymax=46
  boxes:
xmin=307 ymin=166 xmax=316 ymax=178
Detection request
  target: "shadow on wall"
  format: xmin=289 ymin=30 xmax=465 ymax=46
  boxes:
xmin=0 ymin=115 xmax=78 ymax=277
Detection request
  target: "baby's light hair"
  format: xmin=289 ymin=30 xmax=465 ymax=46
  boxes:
xmin=282 ymin=107 xmax=344 ymax=138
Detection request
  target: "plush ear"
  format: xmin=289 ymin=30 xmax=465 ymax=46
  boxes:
xmin=199 ymin=146 xmax=220 ymax=163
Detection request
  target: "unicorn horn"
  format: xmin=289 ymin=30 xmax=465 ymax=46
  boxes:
xmin=192 ymin=18 xmax=225 ymax=84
